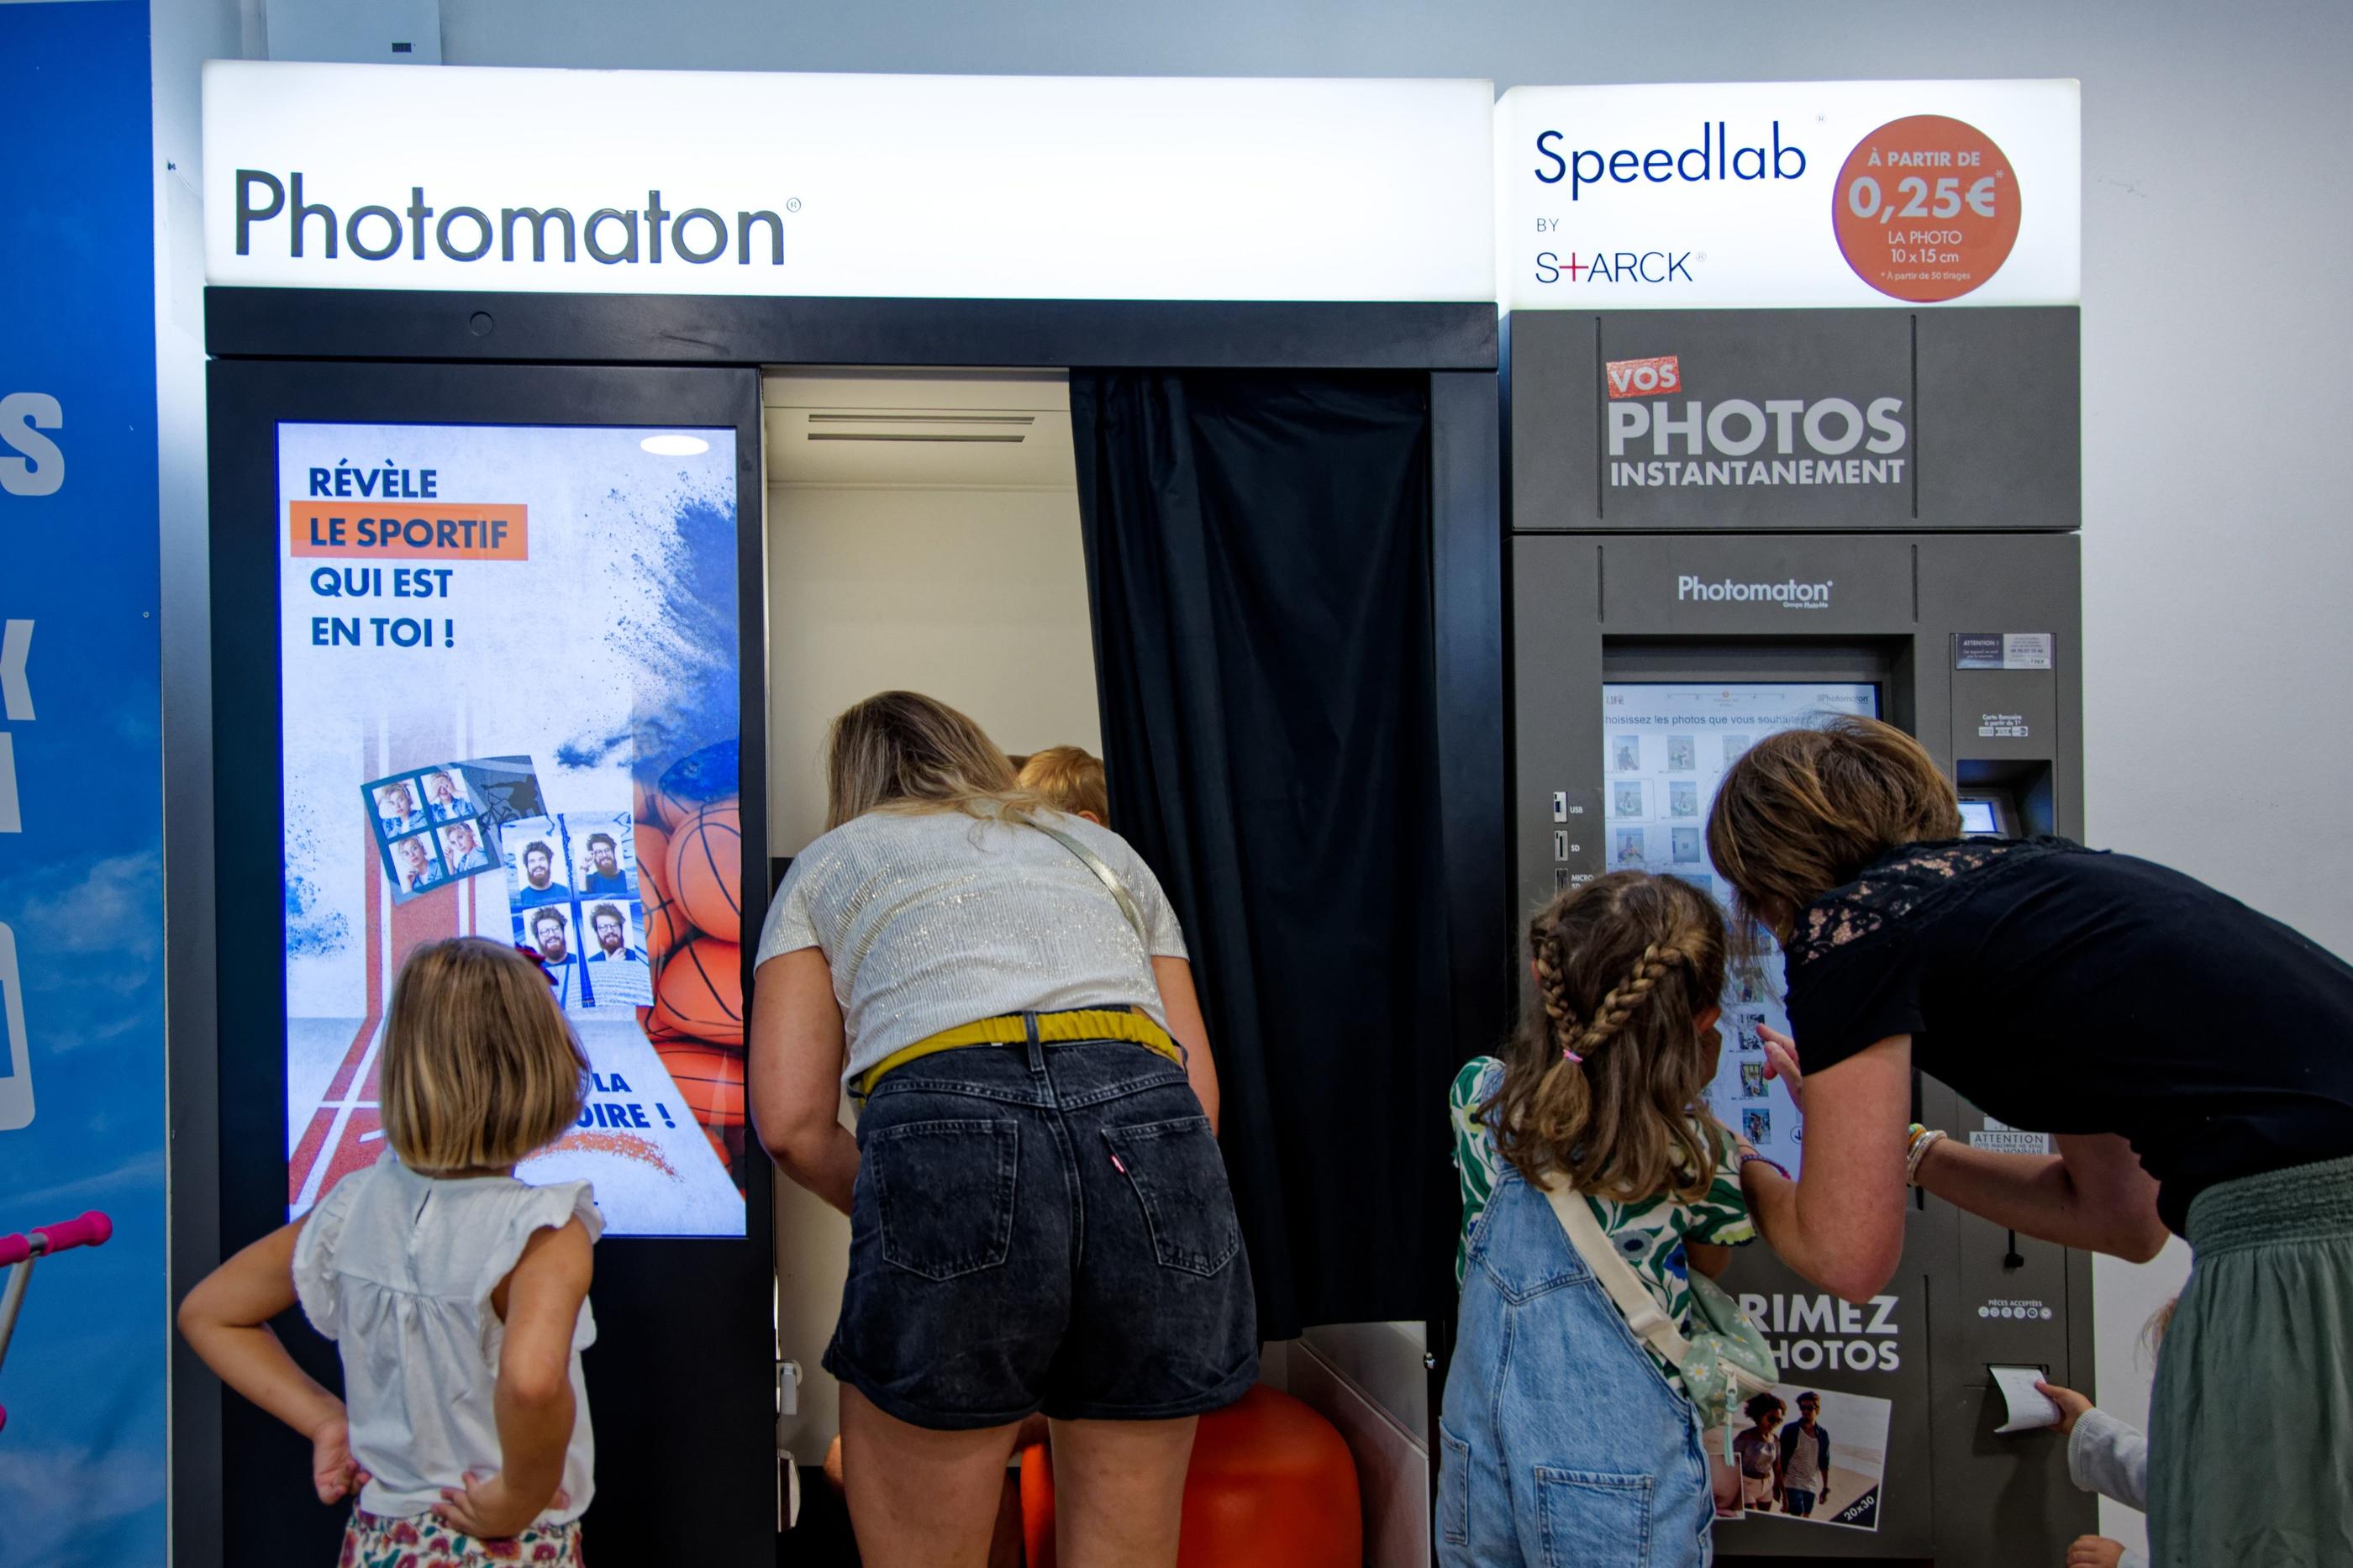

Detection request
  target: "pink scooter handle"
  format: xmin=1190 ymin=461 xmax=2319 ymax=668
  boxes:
xmin=0 ymin=1212 xmax=113 ymax=1266
xmin=33 ymin=1213 xmax=112 ymax=1255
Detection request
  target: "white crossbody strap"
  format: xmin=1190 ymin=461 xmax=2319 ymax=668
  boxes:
xmin=1539 ymin=1173 xmax=1697 ymax=1370
xmin=1028 ymin=819 xmax=1151 ymax=948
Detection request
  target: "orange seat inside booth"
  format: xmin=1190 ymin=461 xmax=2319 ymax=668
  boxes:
xmin=1017 ymin=1384 xmax=1362 ymax=1568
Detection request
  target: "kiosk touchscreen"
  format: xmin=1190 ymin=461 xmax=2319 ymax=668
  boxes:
xmin=1603 ymin=681 xmax=1877 ymax=1176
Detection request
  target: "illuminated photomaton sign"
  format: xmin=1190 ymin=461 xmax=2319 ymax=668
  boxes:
xmin=1499 ymin=79 xmax=2079 ymax=310
xmin=233 ymin=175 xmax=788 ymax=271
xmin=203 ymin=63 xmax=1497 ymax=303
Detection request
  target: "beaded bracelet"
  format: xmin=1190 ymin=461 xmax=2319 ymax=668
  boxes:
xmin=1737 ymin=1150 xmax=1792 ymax=1184
xmin=1905 ymin=1124 xmax=1948 ymax=1186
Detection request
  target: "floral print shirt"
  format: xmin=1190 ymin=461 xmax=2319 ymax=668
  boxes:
xmin=1450 ymin=1056 xmax=1755 ymax=1392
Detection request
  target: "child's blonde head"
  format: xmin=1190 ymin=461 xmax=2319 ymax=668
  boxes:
xmin=1483 ymin=871 xmax=1729 ymax=1202
xmin=1016 ymin=745 xmax=1109 ymax=825
xmin=382 ymin=937 xmax=589 ymax=1175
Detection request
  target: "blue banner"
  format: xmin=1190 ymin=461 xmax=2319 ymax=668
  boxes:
xmin=0 ymin=3 xmax=166 ymax=1565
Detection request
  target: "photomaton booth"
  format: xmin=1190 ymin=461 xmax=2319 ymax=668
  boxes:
xmin=185 ymin=61 xmax=2083 ymax=1568
xmin=192 ymin=64 xmax=1503 ymax=1568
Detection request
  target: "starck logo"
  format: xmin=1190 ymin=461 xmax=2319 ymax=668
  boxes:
xmin=1677 ymin=575 xmax=1832 ymax=609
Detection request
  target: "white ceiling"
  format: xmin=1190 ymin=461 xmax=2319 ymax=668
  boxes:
xmin=762 ymin=369 xmax=1077 ymax=491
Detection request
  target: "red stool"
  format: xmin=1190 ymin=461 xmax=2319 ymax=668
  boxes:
xmin=1018 ymin=1384 xmax=1362 ymax=1568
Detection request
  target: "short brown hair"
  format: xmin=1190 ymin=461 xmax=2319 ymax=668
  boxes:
xmin=1482 ymin=871 xmax=1729 ymax=1202
xmin=381 ymin=938 xmax=589 ymax=1175
xmin=1706 ymin=715 xmax=1961 ymax=940
xmin=1016 ymin=746 xmax=1109 ymax=825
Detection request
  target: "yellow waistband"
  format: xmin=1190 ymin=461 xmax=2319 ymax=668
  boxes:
xmin=855 ymin=1009 xmax=1182 ymax=1098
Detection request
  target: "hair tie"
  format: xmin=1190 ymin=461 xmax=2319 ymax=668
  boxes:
xmin=512 ymin=942 xmax=558 ymax=987
xmin=1560 ymin=1046 xmax=1584 ymax=1065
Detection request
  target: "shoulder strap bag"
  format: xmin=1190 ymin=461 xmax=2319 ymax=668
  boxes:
xmin=1539 ymin=1171 xmax=1779 ymax=1450
xmin=1026 ymin=818 xmax=1150 ymax=948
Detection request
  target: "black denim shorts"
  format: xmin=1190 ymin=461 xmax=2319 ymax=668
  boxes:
xmin=824 ymin=1033 xmax=1259 ymax=1430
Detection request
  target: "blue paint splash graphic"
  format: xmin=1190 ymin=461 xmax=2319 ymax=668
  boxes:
xmin=559 ymin=489 xmax=740 ymax=802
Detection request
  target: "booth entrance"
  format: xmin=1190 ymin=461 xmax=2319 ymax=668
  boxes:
xmin=195 ymin=291 xmax=1506 ymax=1568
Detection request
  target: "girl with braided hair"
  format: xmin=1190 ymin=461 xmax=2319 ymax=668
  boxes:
xmin=1440 ymin=871 xmax=1783 ymax=1568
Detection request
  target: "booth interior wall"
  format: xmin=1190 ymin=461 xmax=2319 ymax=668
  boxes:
xmin=765 ymin=467 xmax=1102 ymax=1455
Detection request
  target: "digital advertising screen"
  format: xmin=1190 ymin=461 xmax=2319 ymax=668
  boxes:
xmin=279 ymin=423 xmax=747 ymax=1238
xmin=1603 ymin=681 xmax=1880 ymax=1177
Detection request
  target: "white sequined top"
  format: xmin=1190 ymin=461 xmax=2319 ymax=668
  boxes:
xmin=756 ymin=808 xmax=1189 ymax=1089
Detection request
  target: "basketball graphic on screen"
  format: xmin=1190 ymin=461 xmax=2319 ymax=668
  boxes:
xmin=655 ymin=739 xmax=739 ymax=824
xmin=633 ymin=776 xmax=671 ymax=832
xmin=703 ymin=1123 xmax=734 ymax=1167
xmin=642 ymin=875 xmax=692 ymax=971
xmin=636 ymin=822 xmax=672 ymax=899
xmin=652 ymin=936 xmax=743 ymax=1047
xmin=655 ymin=1040 xmax=746 ymax=1128
xmin=666 ymin=803 xmax=742 ymax=939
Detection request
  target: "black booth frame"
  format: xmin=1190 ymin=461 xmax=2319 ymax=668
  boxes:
xmin=183 ymin=288 xmax=1509 ymax=1568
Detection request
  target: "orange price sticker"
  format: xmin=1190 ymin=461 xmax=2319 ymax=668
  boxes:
xmin=289 ymin=502 xmax=529 ymax=560
xmin=1832 ymin=115 xmax=2021 ymax=303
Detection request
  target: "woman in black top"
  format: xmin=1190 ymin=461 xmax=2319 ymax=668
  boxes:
xmin=1705 ymin=717 xmax=2353 ymax=1568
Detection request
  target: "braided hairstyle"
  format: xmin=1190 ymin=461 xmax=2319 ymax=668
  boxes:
xmin=1482 ymin=871 xmax=1731 ymax=1202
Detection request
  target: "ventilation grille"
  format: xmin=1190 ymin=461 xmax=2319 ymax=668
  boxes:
xmin=803 ymin=413 xmax=1034 ymax=444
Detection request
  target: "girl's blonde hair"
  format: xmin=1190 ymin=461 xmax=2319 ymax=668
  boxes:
xmin=1706 ymin=714 xmax=1961 ymax=943
xmin=1016 ymin=745 xmax=1110 ymax=825
xmin=1482 ymin=871 xmax=1730 ymax=1202
xmin=824 ymin=690 xmax=1048 ymax=830
xmin=381 ymin=937 xmax=590 ymax=1175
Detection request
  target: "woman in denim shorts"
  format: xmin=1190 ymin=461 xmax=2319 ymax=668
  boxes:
xmin=750 ymin=691 xmax=1256 ymax=1568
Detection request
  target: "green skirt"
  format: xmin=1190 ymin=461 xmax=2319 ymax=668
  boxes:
xmin=2148 ymin=1153 xmax=2353 ymax=1568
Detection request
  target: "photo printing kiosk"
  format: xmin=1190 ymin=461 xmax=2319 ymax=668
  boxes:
xmin=1500 ymin=82 xmax=2090 ymax=1567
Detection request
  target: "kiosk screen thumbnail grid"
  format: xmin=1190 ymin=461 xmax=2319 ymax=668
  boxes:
xmin=1603 ymin=681 xmax=1879 ymax=1177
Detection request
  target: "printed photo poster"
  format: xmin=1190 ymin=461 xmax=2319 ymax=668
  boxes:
xmin=279 ymin=424 xmax=748 ymax=1238
xmin=503 ymin=811 xmax=655 ymax=1011
xmin=1717 ymin=1384 xmax=1893 ymax=1532
xmin=362 ymin=755 xmax=541 ymax=902
xmin=1601 ymin=681 xmax=1878 ymax=1178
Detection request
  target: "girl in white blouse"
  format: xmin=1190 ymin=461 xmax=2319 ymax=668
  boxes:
xmin=178 ymin=938 xmax=601 ymax=1564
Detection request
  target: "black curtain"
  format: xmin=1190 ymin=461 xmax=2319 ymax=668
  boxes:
xmin=1070 ymin=372 xmax=1454 ymax=1336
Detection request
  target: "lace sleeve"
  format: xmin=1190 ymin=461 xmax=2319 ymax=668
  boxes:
xmin=1791 ymin=838 xmax=2056 ymax=971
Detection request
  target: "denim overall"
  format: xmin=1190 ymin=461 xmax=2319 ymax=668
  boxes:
xmin=1438 ymin=1164 xmax=1715 ymax=1568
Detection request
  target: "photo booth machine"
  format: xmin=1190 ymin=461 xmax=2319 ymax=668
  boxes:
xmin=180 ymin=63 xmax=1508 ymax=1568
xmin=1507 ymin=301 xmax=2090 ymax=1565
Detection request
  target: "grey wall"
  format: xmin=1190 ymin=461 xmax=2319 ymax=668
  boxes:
xmin=155 ymin=3 xmax=251 ymax=1562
